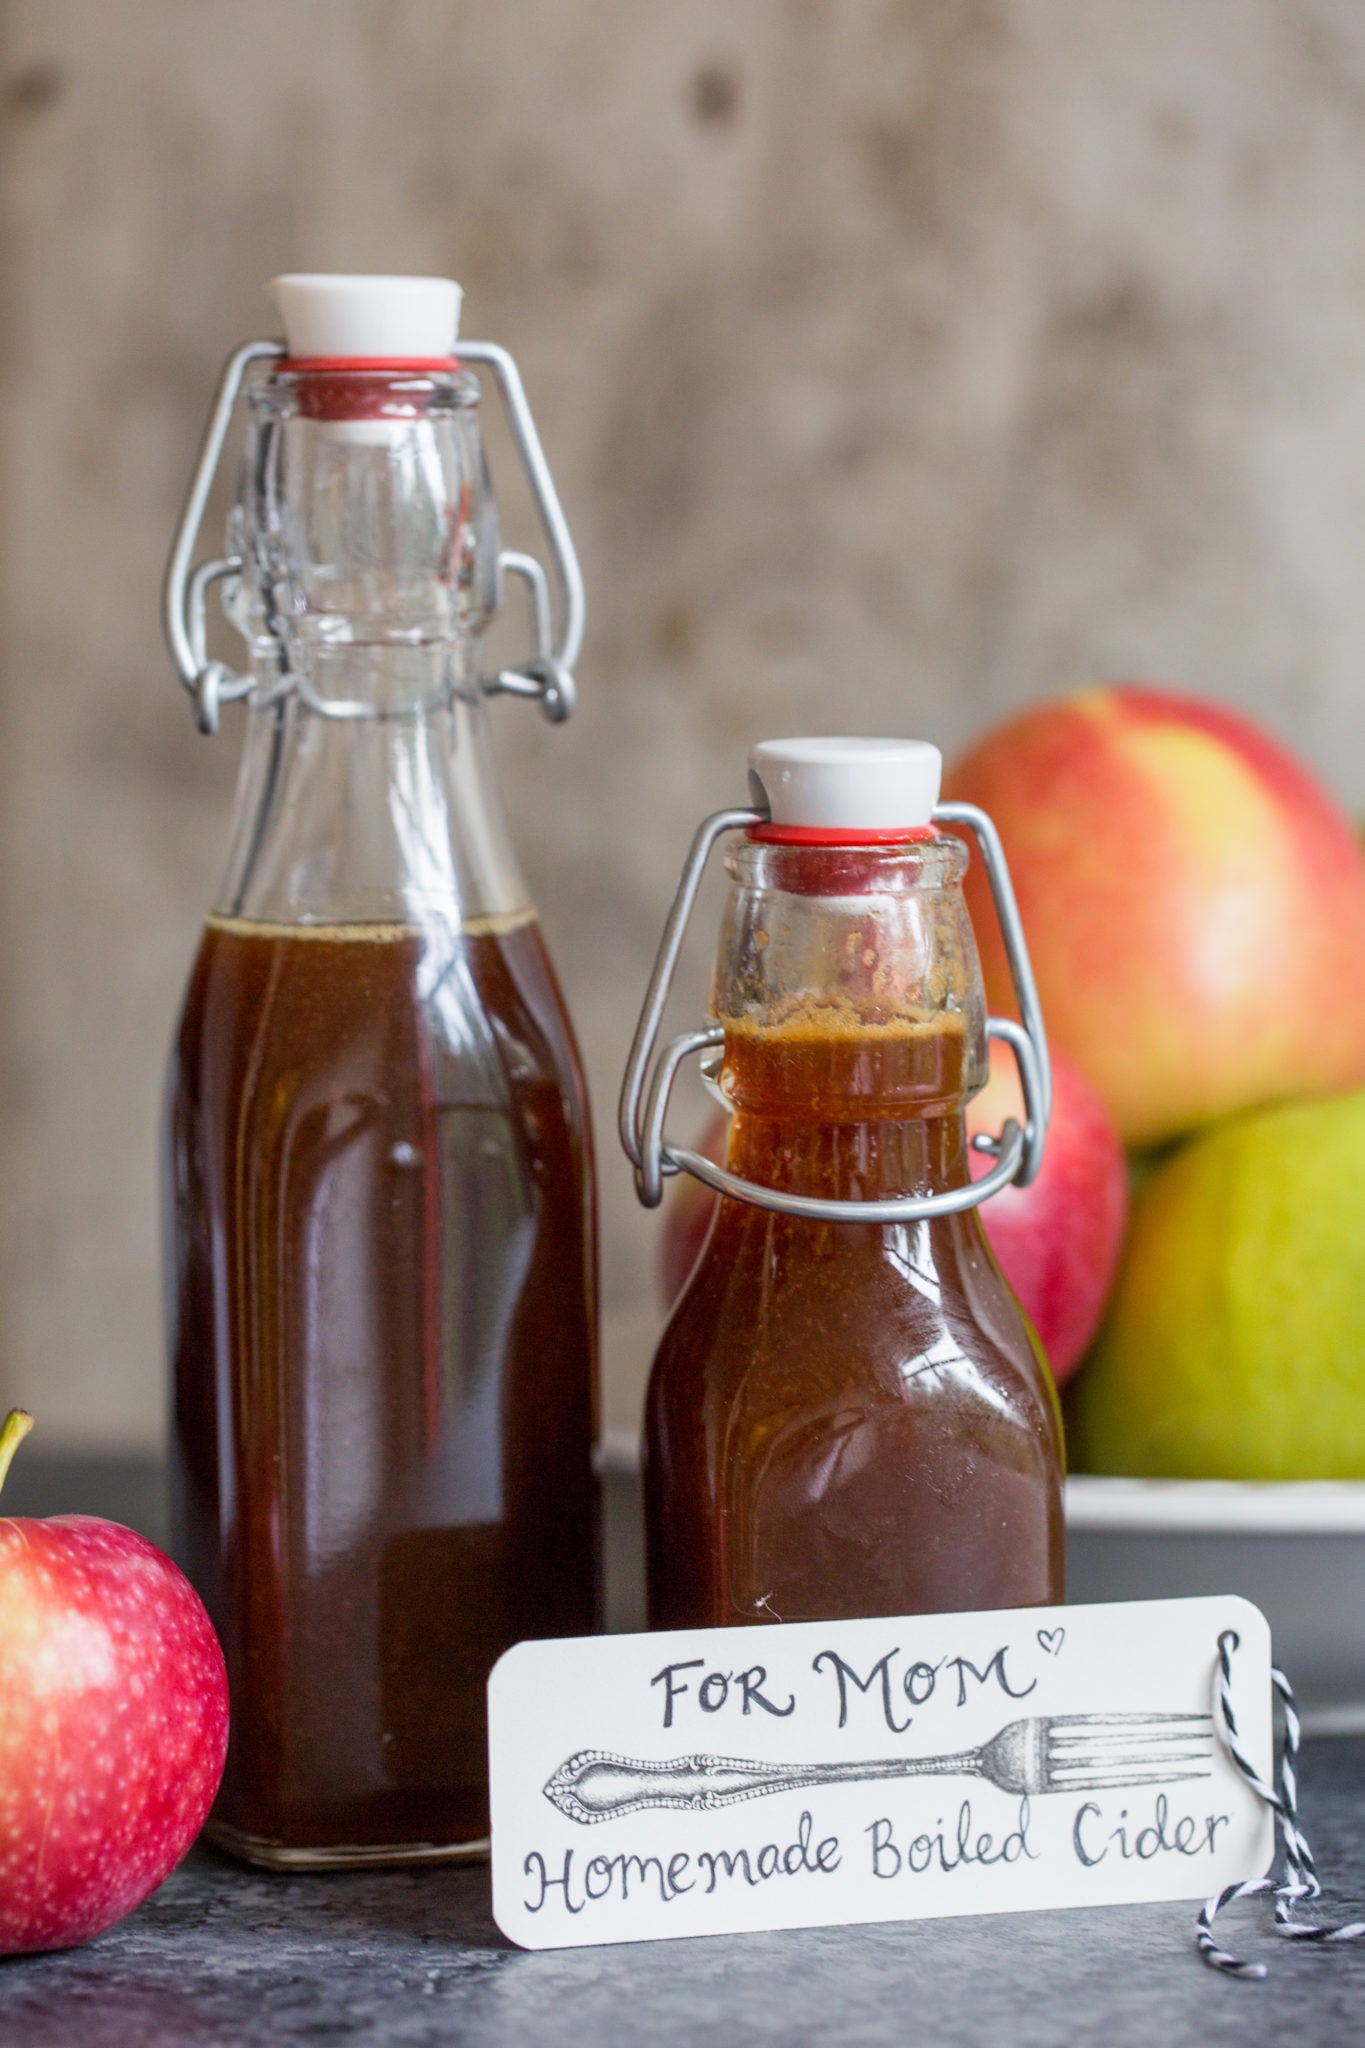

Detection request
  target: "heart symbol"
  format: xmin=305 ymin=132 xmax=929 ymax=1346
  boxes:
xmin=1037 ymin=1628 xmax=1065 ymax=1657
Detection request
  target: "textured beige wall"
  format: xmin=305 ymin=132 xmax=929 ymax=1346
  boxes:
xmin=4 ymin=0 xmax=1365 ymax=1448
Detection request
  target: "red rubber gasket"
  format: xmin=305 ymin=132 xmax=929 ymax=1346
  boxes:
xmin=277 ymin=358 xmax=462 ymax=421
xmin=747 ymin=823 xmax=938 ymax=846
xmin=279 ymin=356 xmax=460 ymax=373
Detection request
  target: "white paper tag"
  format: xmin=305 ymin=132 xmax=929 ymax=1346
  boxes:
xmin=488 ymin=1596 xmax=1273 ymax=1951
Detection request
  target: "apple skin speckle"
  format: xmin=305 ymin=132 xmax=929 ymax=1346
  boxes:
xmin=0 ymin=1513 xmax=229 ymax=1954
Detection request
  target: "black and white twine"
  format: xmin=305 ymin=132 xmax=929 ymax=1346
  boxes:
xmin=1196 ymin=1627 xmax=1365 ymax=1978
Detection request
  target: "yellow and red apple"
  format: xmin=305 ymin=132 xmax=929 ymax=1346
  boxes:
xmin=945 ymin=685 xmax=1365 ymax=1147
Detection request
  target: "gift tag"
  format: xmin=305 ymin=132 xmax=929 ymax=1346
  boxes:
xmin=489 ymin=1596 xmax=1273 ymax=1951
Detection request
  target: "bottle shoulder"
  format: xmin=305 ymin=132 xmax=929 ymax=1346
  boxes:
xmin=213 ymin=694 xmax=530 ymax=929
xmin=651 ymin=1208 xmax=1056 ymax=1439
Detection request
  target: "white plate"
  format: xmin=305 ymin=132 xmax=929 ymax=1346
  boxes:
xmin=1066 ymin=1474 xmax=1365 ymax=1534
xmin=1066 ymin=1475 xmax=1365 ymax=1733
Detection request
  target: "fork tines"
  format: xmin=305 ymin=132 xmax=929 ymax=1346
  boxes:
xmin=1044 ymin=1711 xmax=1214 ymax=1789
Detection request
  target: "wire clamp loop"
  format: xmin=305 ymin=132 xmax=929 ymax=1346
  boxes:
xmin=618 ymin=801 xmax=1052 ymax=1223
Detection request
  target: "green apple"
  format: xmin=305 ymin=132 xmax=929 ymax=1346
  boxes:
xmin=1069 ymin=1087 xmax=1365 ymax=1478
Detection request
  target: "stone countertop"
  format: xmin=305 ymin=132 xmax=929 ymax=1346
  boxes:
xmin=5 ymin=1460 xmax=1365 ymax=2047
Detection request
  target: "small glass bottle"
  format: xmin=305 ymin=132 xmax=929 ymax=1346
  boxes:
xmin=163 ymin=276 xmax=599 ymax=1867
xmin=623 ymin=738 xmax=1063 ymax=1630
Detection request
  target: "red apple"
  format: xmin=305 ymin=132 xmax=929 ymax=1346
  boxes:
xmin=944 ymin=685 xmax=1365 ymax=1146
xmin=0 ymin=1410 xmax=228 ymax=1955
xmin=658 ymin=1041 xmax=1126 ymax=1381
xmin=966 ymin=1041 xmax=1127 ymax=1381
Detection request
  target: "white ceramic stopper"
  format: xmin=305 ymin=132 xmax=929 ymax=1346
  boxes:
xmin=271 ymin=274 xmax=463 ymax=358
xmin=748 ymin=737 xmax=943 ymax=831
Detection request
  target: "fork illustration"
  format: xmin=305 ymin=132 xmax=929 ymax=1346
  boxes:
xmin=542 ymin=1713 xmax=1213 ymax=1824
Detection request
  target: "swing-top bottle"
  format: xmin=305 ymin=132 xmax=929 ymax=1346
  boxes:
xmin=163 ymin=274 xmax=599 ymax=1867
xmin=623 ymin=738 xmax=1063 ymax=1631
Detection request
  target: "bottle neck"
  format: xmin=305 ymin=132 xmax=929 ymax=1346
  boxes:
xmin=215 ymin=366 xmax=530 ymax=932
xmin=716 ymin=1005 xmax=976 ymax=1203
xmin=213 ymin=654 xmax=528 ymax=930
xmin=726 ymin=1104 xmax=971 ymax=1202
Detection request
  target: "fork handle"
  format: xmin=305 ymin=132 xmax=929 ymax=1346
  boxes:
xmin=543 ymin=1748 xmax=982 ymax=1823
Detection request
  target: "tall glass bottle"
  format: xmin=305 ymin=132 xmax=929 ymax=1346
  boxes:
xmin=623 ymin=739 xmax=1063 ymax=1632
xmin=163 ymin=276 xmax=598 ymax=1867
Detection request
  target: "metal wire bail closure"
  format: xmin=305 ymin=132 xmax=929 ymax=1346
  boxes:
xmin=161 ymin=336 xmax=584 ymax=732
xmin=618 ymin=802 xmax=1052 ymax=1225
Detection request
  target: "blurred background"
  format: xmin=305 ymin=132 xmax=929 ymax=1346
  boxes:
xmin=5 ymin=0 xmax=1365 ymax=1452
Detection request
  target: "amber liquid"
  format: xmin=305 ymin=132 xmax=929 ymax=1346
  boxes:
xmin=645 ymin=1006 xmax=1063 ymax=1630
xmin=166 ymin=912 xmax=599 ymax=1861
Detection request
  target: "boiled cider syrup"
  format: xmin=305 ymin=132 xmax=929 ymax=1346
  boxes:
xmin=644 ymin=1000 xmax=1064 ymax=1630
xmin=167 ymin=912 xmax=599 ymax=1859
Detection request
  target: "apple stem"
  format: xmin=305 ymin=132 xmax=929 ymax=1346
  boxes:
xmin=0 ymin=1409 xmax=34 ymax=1500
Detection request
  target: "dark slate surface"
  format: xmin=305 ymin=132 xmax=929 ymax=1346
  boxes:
xmin=4 ymin=1460 xmax=1365 ymax=2045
